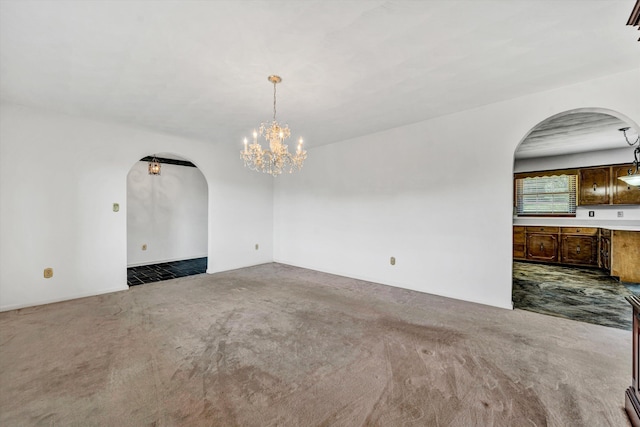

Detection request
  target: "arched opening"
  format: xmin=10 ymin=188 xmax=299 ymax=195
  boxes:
xmin=126 ymin=153 xmax=209 ymax=286
xmin=511 ymin=108 xmax=640 ymax=330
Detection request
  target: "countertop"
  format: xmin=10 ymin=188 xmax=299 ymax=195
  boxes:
xmin=513 ymin=218 xmax=640 ymax=231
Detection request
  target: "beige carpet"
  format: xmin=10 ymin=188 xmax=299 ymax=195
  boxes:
xmin=0 ymin=263 xmax=631 ymax=426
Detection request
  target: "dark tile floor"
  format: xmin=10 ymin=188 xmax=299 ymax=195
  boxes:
xmin=127 ymin=257 xmax=207 ymax=286
xmin=512 ymin=261 xmax=637 ymax=330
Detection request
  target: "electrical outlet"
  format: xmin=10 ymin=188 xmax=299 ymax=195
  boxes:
xmin=142 ymin=244 xmax=147 ymax=250
xmin=390 ymin=257 xmax=396 ymax=266
xmin=44 ymin=268 xmax=53 ymax=278
xmin=588 ymin=211 xmax=594 ymax=217
xmin=113 ymin=203 xmax=119 ymax=212
xmin=618 ymin=211 xmax=624 ymax=218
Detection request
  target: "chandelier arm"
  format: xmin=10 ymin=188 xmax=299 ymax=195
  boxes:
xmin=622 ymin=128 xmax=640 ymax=146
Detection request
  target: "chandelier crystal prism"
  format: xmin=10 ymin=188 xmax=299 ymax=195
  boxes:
xmin=241 ymin=75 xmax=307 ymax=176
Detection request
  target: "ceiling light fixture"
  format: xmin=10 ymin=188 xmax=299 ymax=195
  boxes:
xmin=241 ymin=75 xmax=307 ymax=176
xmin=148 ymin=154 xmax=161 ymax=176
xmin=618 ymin=127 xmax=640 ymax=187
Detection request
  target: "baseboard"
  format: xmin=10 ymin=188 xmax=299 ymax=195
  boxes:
xmin=0 ymin=285 xmax=129 ymax=312
xmin=272 ymin=259 xmax=515 ymax=310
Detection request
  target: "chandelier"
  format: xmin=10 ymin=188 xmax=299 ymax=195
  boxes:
xmin=241 ymin=75 xmax=307 ymax=176
xmin=618 ymin=127 xmax=640 ymax=187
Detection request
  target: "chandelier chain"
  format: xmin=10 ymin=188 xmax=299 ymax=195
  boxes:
xmin=273 ymin=80 xmax=277 ymax=121
xmin=621 ymin=127 xmax=640 ymax=146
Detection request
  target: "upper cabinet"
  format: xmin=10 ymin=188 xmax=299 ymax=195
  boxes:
xmin=579 ymin=167 xmax=610 ymax=205
xmin=612 ymin=164 xmax=640 ymax=205
xmin=577 ymin=163 xmax=639 ymax=206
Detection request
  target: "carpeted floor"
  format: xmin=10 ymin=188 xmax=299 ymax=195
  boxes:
xmin=512 ymin=261 xmax=635 ymax=330
xmin=0 ymin=263 xmax=631 ymax=426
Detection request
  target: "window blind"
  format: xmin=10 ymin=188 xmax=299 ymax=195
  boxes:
xmin=515 ymin=175 xmax=577 ymax=215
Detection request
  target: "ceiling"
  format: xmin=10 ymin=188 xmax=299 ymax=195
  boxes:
xmin=1 ymin=0 xmax=639 ymax=156
xmin=516 ymin=111 xmax=639 ymax=159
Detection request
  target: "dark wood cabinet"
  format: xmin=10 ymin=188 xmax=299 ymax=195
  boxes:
xmin=560 ymin=227 xmax=598 ymax=267
xmin=613 ymin=164 xmax=640 ymax=205
xmin=561 ymin=235 xmax=598 ymax=266
xmin=513 ymin=226 xmax=526 ymax=260
xmin=527 ymin=232 xmax=559 ymax=262
xmin=579 ymin=167 xmax=610 ymax=205
xmin=599 ymin=229 xmax=611 ymax=271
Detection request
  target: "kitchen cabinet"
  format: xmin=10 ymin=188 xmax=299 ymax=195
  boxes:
xmin=560 ymin=233 xmax=598 ymax=266
xmin=599 ymin=228 xmax=611 ymax=271
xmin=579 ymin=167 xmax=610 ymax=205
xmin=612 ymin=230 xmax=640 ymax=283
xmin=526 ymin=227 xmax=559 ymax=263
xmin=612 ymin=164 xmax=640 ymax=205
xmin=514 ymin=226 xmax=639 ymax=283
xmin=513 ymin=226 xmax=526 ymax=260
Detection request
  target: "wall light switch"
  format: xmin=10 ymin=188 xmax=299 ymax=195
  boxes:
xmin=390 ymin=257 xmax=396 ymax=266
xmin=618 ymin=211 xmax=624 ymax=218
xmin=588 ymin=211 xmax=595 ymax=217
xmin=44 ymin=268 xmax=53 ymax=278
xmin=113 ymin=203 xmax=119 ymax=212
xmin=255 ymin=244 xmax=259 ymax=250
xmin=142 ymin=244 xmax=147 ymax=251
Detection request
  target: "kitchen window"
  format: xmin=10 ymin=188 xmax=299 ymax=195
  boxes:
xmin=515 ymin=174 xmax=577 ymax=216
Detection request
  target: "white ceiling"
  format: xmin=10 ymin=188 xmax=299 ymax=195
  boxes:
xmin=516 ymin=111 xmax=640 ymax=159
xmin=1 ymin=0 xmax=639 ymax=155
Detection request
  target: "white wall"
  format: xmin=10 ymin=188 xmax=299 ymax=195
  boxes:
xmin=127 ymin=161 xmax=208 ymax=266
xmin=0 ymin=103 xmax=273 ymax=311
xmin=274 ymin=68 xmax=640 ymax=310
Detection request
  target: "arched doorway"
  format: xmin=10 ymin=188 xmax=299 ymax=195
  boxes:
xmin=126 ymin=153 xmax=209 ymax=286
xmin=511 ymin=108 xmax=640 ymax=329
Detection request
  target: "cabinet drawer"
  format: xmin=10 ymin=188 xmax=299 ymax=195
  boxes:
xmin=561 ymin=227 xmax=598 ymax=236
xmin=513 ymin=227 xmax=525 ymax=244
xmin=527 ymin=226 xmax=560 ymax=233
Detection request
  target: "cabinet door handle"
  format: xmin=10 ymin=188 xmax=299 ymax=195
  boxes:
xmin=576 ymin=245 xmax=581 ymax=254
xmin=593 ymin=183 xmax=597 ymax=191
xmin=540 ymin=243 xmax=544 ymax=251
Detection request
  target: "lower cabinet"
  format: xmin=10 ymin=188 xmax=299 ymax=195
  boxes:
xmin=599 ymin=229 xmax=611 ymax=271
xmin=526 ymin=232 xmax=559 ymax=262
xmin=513 ymin=226 xmax=526 ymax=260
xmin=516 ymin=226 xmax=599 ymax=267
xmin=513 ymin=226 xmax=638 ymax=283
xmin=560 ymin=234 xmax=598 ymax=266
